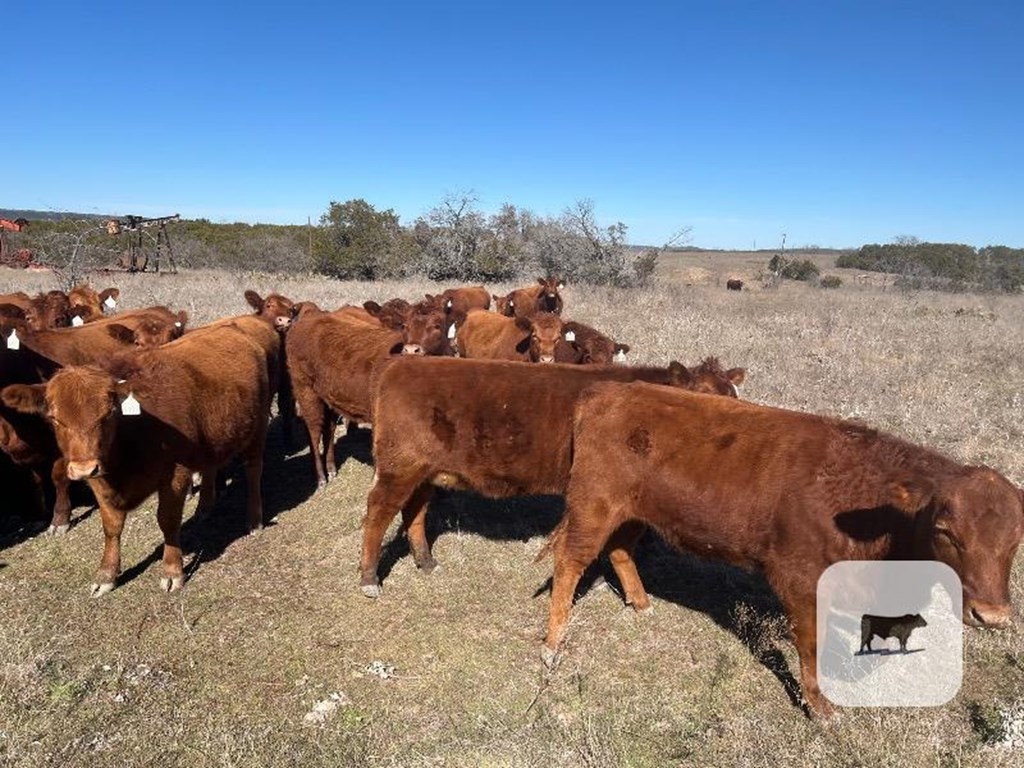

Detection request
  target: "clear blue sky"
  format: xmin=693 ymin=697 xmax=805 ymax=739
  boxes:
xmin=5 ymin=1 xmax=1023 ymax=249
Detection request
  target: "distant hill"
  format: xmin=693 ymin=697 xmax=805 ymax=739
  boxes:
xmin=0 ymin=208 xmax=111 ymax=222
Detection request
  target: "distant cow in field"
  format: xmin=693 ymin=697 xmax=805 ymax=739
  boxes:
xmin=359 ymin=356 xmax=745 ymax=597
xmin=1 ymin=322 xmax=273 ymax=595
xmin=858 ymin=613 xmax=927 ymax=654
xmin=540 ymin=382 xmax=1024 ymax=717
xmin=493 ymin=277 xmax=564 ymax=319
xmin=726 ymin=279 xmax=744 ymax=291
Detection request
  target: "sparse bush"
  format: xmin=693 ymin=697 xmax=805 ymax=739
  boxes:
xmin=819 ymin=275 xmax=842 ymax=289
xmin=767 ymin=254 xmax=820 ymax=282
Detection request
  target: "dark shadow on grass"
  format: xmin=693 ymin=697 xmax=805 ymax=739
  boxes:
xmin=373 ymin=490 xmax=804 ymax=713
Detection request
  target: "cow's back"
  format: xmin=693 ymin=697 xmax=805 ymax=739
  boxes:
xmin=456 ymin=311 xmax=526 ymax=361
xmin=373 ymin=358 xmax=688 ymax=497
xmin=113 ymin=326 xmax=270 ymax=467
xmin=286 ymin=311 xmax=401 ymax=423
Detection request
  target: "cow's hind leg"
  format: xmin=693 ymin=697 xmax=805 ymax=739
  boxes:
xmin=769 ymin=571 xmax=834 ymax=718
xmin=400 ymin=484 xmax=437 ymax=573
xmin=605 ymin=520 xmax=651 ymax=612
xmin=243 ymin=433 xmax=266 ymax=533
xmin=156 ymin=466 xmax=191 ymax=592
xmin=323 ymin=409 xmax=338 ymax=481
xmin=359 ymin=471 xmax=428 ymax=598
xmin=294 ymin=388 xmax=328 ymax=486
xmin=542 ymin=499 xmax=618 ymax=668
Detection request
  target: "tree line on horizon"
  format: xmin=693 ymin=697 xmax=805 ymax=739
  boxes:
xmin=4 ymin=205 xmax=1023 ymax=293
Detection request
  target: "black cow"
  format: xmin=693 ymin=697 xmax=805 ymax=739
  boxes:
xmin=858 ymin=613 xmax=927 ymax=654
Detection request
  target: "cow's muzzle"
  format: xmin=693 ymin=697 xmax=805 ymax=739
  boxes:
xmin=537 ymin=355 xmax=555 ymax=364
xmin=964 ymin=601 xmax=1012 ymax=628
xmin=67 ymin=460 xmax=103 ymax=480
xmin=402 ymin=344 xmax=425 ymax=356
xmin=274 ymin=316 xmax=292 ymax=330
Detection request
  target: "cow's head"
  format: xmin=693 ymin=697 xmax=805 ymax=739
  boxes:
xmin=1 ymin=367 xmax=131 ymax=480
xmin=908 ymin=613 xmax=928 ymax=629
xmin=69 ymin=285 xmax=119 ymax=316
xmin=245 ymin=290 xmax=296 ymax=330
xmin=363 ymin=299 xmax=413 ymax=331
xmin=493 ymin=293 xmax=515 ymax=317
xmin=908 ymin=467 xmax=1024 ymax=628
xmin=106 ymin=312 xmax=186 ymax=349
xmin=372 ymin=304 xmax=452 ymax=356
xmin=668 ymin=357 xmax=746 ymax=397
xmin=536 ymin=277 xmax=564 ymax=315
xmin=515 ymin=312 xmax=568 ymax=364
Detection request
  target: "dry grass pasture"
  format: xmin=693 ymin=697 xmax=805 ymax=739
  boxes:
xmin=1 ymin=259 xmax=1023 ymax=767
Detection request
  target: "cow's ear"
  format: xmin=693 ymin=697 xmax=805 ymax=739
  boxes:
xmin=174 ymin=311 xmax=188 ymax=335
xmin=668 ymin=361 xmax=695 ymax=385
xmin=244 ymin=290 xmax=264 ymax=312
xmin=99 ymin=287 xmax=120 ymax=304
xmin=1 ymin=383 xmax=47 ymax=415
xmin=726 ymin=367 xmax=746 ymax=387
xmin=515 ymin=335 xmax=532 ymax=354
xmin=106 ymin=324 xmax=136 ymax=346
xmin=514 ymin=315 xmax=533 ymax=332
xmin=363 ymin=301 xmax=382 ymax=318
xmin=614 ymin=343 xmax=631 ymax=354
xmin=388 ymin=341 xmax=405 ymax=356
xmin=556 ymin=278 xmax=565 ymax=289
xmin=889 ymin=475 xmax=935 ymax=513
xmin=0 ymin=303 xmax=25 ymax=319
xmin=536 ymin=277 xmax=547 ymax=286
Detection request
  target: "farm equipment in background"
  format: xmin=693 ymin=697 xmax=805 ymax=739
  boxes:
xmin=0 ymin=217 xmax=35 ymax=268
xmin=106 ymin=213 xmax=180 ymax=273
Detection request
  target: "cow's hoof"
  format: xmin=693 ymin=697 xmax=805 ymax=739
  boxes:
xmin=327 ymin=470 xmax=337 ymax=481
xmin=160 ymin=576 xmax=184 ymax=593
xmin=317 ymin=479 xmax=327 ymax=489
xmin=90 ymin=581 xmax=114 ymax=598
xmin=632 ymin=602 xmax=654 ymax=615
xmin=248 ymin=524 xmax=264 ymax=536
xmin=360 ymin=583 xmax=382 ymax=599
xmin=540 ymin=645 xmax=559 ymax=670
xmin=47 ymin=524 xmax=69 ymax=536
xmin=417 ymin=558 xmax=439 ymax=575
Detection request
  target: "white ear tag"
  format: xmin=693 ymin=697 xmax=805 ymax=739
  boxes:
xmin=120 ymin=392 xmax=141 ymax=416
xmin=71 ymin=315 xmax=85 ymax=327
xmin=445 ymin=298 xmax=453 ymax=310
xmin=174 ymin=321 xmax=182 ymax=328
xmin=614 ymin=349 xmax=627 ymax=364
xmin=6 ymin=330 xmax=20 ymax=350
xmin=564 ymin=330 xmax=576 ymax=342
xmin=447 ymin=323 xmax=456 ymax=340
xmin=104 ymin=296 xmax=117 ymax=309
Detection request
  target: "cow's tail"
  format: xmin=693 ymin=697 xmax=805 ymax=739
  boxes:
xmin=535 ymin=515 xmax=570 ymax=563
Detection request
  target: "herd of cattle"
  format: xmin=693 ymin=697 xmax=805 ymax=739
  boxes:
xmin=1 ymin=277 xmax=1022 ymax=718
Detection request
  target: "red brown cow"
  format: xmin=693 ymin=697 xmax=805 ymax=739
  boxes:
xmin=1 ymin=291 xmax=71 ymax=330
xmin=1 ymin=308 xmax=187 ymax=533
xmin=242 ymin=290 xmax=298 ymax=439
xmin=1 ymin=322 xmax=273 ymax=595
xmin=541 ymin=382 xmax=1024 ymax=717
xmin=560 ymin=320 xmax=630 ymax=365
xmin=423 ymin=285 xmax=490 ymax=334
xmin=359 ymin=356 xmax=746 ymax=597
xmin=364 ymin=301 xmax=454 ymax=356
xmin=68 ymin=284 xmax=120 ymax=322
xmin=494 ymin=277 xmax=564 ymax=319
xmin=726 ymin=278 xmax=744 ymax=291
xmin=457 ymin=311 xmax=573 ymax=364
xmin=286 ymin=307 xmax=454 ymax=487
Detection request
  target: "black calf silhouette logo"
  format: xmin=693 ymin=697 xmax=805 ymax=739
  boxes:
xmin=858 ymin=613 xmax=927 ymax=654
